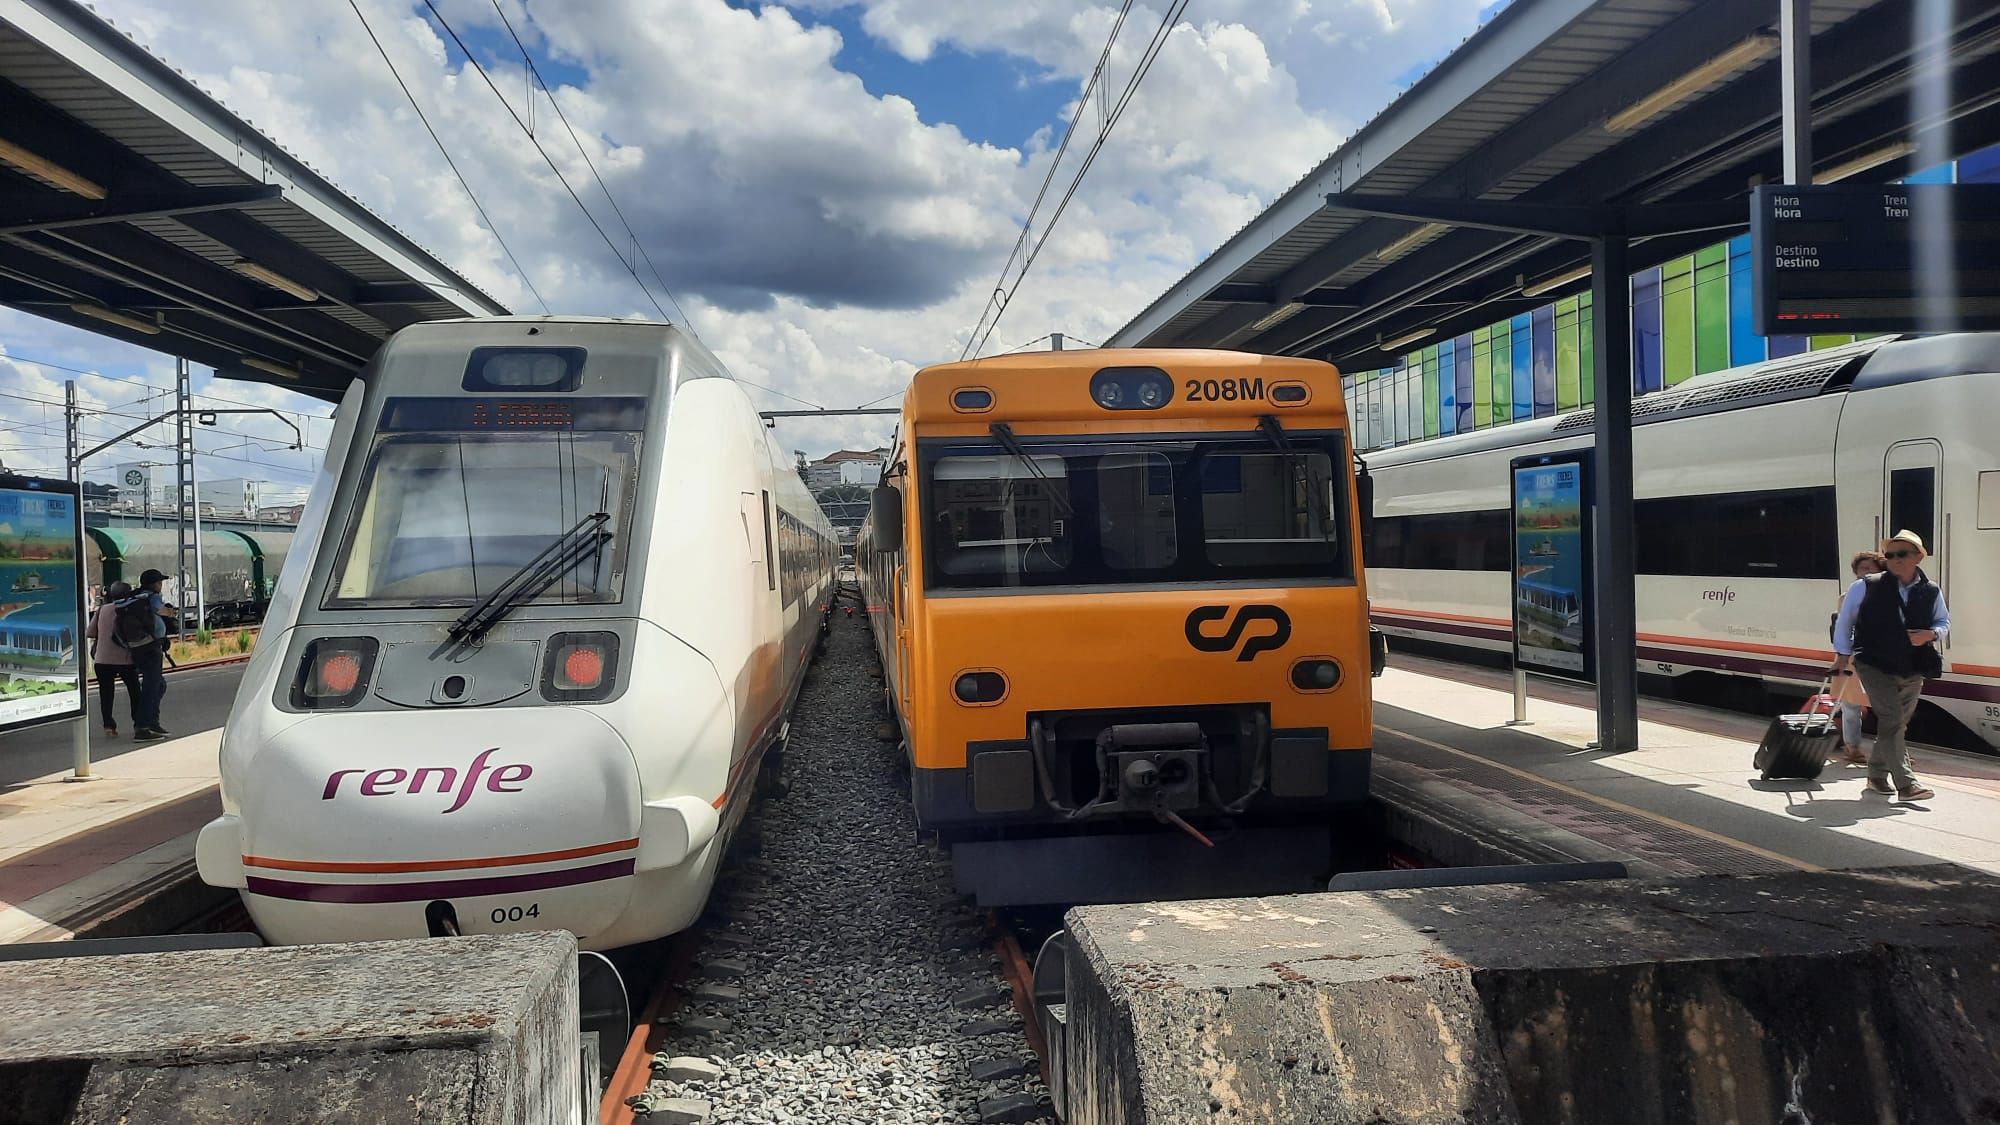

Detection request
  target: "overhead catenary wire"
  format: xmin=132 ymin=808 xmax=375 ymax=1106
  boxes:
xmin=961 ymin=0 xmax=1137 ymax=362
xmin=963 ymin=0 xmax=1190 ymax=360
xmin=480 ymin=0 xmax=701 ymax=336
xmin=420 ymin=1 xmax=697 ymax=336
xmin=348 ymin=0 xmax=551 ymax=314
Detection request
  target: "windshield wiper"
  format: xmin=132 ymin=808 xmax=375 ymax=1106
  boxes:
xmin=989 ymin=423 xmax=1075 ymax=519
xmin=449 ymin=512 xmax=612 ymax=642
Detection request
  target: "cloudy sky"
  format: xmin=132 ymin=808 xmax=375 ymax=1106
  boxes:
xmin=1 ymin=0 xmax=1505 ymax=484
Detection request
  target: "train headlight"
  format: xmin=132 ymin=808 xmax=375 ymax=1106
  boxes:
xmin=1089 ymin=366 xmax=1174 ymax=411
xmin=952 ymin=669 xmax=1008 ymax=706
xmin=542 ymin=631 xmax=621 ymax=702
xmin=291 ymin=637 xmax=379 ymax=710
xmin=1288 ymin=657 xmax=1343 ymax=693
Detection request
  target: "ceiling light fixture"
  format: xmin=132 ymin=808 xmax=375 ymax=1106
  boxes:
xmin=1379 ymin=326 xmax=1435 ymax=351
xmin=1249 ymin=302 xmax=1307 ymax=332
xmin=241 ymin=356 xmax=303 ymax=380
xmin=1605 ymin=31 xmax=1782 ymax=134
xmin=0 ymin=138 xmax=107 ymax=199
xmin=1815 ymin=141 xmax=1918 ymax=184
xmin=230 ymin=260 xmax=319 ymax=301
xmin=69 ymin=303 xmax=160 ymax=335
xmin=1375 ymin=222 xmax=1450 ymax=261
xmin=1519 ymin=263 xmax=1594 ymax=299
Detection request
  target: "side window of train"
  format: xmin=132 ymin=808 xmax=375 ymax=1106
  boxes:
xmin=762 ymin=491 xmax=776 ymax=591
xmin=1634 ymin=487 xmax=1836 ymax=579
xmin=1368 ymin=510 xmax=1509 ymax=571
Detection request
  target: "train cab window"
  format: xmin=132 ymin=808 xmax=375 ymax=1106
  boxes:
xmin=930 ymin=455 xmax=1073 ymax=581
xmin=1097 ymin=453 xmax=1177 ymax=570
xmin=922 ymin=433 xmax=1354 ymax=590
xmin=328 ymin=429 xmax=639 ymax=606
xmin=1199 ymin=452 xmax=1340 ymax=569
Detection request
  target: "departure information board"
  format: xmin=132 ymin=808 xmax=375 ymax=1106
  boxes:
xmin=1750 ymin=183 xmax=2000 ymax=335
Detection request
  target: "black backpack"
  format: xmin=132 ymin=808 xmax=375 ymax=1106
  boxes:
xmin=112 ymin=595 xmax=157 ymax=650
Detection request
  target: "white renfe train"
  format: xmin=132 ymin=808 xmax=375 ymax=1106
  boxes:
xmin=197 ymin=318 xmax=835 ymax=951
xmin=1364 ymin=332 xmax=2000 ymax=752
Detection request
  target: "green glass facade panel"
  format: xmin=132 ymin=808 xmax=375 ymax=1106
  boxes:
xmin=1579 ymin=293 xmax=1595 ymax=407
xmin=1422 ymin=344 xmax=1440 ymax=437
xmin=1472 ymin=325 xmax=1493 ymax=428
xmin=1554 ymin=296 xmax=1581 ymax=411
xmin=1662 ymin=255 xmax=1695 ymax=385
xmin=1693 ymin=243 xmax=1729 ymax=375
xmin=1490 ymin=321 xmax=1512 ymax=426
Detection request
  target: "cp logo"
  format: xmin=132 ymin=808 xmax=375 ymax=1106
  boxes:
xmin=1185 ymin=604 xmax=1292 ymax=662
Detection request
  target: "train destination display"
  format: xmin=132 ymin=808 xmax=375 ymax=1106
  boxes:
xmin=0 ymin=476 xmax=85 ymax=734
xmin=1510 ymin=451 xmax=1594 ymax=684
xmin=1750 ymin=183 xmax=2000 ymax=335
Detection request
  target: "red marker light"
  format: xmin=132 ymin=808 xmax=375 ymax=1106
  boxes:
xmin=562 ymin=646 xmax=604 ymax=690
xmin=319 ymin=652 xmax=361 ymax=696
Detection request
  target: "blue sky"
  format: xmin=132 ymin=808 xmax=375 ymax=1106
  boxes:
xmin=2 ymin=0 xmax=1505 ymax=468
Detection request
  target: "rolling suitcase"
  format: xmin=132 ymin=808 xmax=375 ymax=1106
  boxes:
xmin=1753 ymin=681 xmax=1836 ymax=781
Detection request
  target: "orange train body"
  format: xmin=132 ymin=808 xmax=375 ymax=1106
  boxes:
xmin=857 ymin=349 xmax=1379 ymax=905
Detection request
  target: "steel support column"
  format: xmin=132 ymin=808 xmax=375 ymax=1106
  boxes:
xmin=1780 ymin=0 xmax=1814 ymax=184
xmin=1588 ymin=236 xmax=1638 ymax=752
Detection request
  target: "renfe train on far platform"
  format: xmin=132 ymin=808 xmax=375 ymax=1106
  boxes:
xmin=858 ymin=350 xmax=1384 ymax=906
xmin=1365 ymin=332 xmax=2000 ymax=752
xmin=197 ymin=318 xmax=834 ymax=951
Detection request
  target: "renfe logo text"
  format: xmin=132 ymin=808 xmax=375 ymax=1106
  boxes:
xmin=1702 ymin=587 xmax=1737 ymax=604
xmin=322 ymin=748 xmax=531 ymax=814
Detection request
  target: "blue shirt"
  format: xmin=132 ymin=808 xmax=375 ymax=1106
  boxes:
xmin=1831 ymin=575 xmax=1949 ymax=657
xmin=147 ymin=591 xmax=168 ymax=638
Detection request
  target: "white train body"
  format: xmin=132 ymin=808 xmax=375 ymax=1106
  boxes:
xmin=1364 ymin=333 xmax=2000 ymax=751
xmin=197 ymin=319 xmax=834 ymax=950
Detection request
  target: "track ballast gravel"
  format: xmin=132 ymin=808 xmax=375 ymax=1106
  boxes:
xmin=639 ymin=597 xmax=1052 ymax=1123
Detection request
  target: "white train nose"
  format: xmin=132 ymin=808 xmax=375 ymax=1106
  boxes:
xmin=227 ymin=707 xmax=643 ymax=946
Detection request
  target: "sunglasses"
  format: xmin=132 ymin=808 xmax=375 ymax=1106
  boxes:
xmin=1885 ymin=550 xmax=1917 ymax=560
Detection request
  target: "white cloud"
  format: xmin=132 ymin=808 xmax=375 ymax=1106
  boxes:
xmin=8 ymin=0 xmax=1495 ymax=459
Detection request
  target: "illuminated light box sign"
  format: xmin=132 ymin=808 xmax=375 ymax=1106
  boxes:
xmin=0 ymin=475 xmax=85 ymax=734
xmin=1510 ymin=451 xmax=1594 ymax=685
xmin=1750 ymin=183 xmax=2000 ymax=335
xmin=378 ymin=397 xmax=647 ymax=433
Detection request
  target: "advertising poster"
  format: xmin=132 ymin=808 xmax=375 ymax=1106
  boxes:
xmin=0 ymin=476 xmax=86 ymax=733
xmin=1511 ymin=452 xmax=1593 ymax=683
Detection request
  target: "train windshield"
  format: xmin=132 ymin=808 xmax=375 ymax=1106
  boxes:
xmin=326 ymin=402 xmax=641 ymax=607
xmin=922 ymin=433 xmax=1353 ymax=589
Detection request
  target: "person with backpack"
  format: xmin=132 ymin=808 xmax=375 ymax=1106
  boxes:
xmin=120 ymin=568 xmax=177 ymax=741
xmin=90 ymin=580 xmax=142 ymax=737
xmin=1830 ymin=531 xmax=1946 ymax=802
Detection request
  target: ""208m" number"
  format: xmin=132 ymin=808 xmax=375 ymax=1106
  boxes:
xmin=1184 ymin=377 xmax=1265 ymax=402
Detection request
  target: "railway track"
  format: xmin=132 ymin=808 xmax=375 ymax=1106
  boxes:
xmin=606 ymin=601 xmax=1052 ymax=1124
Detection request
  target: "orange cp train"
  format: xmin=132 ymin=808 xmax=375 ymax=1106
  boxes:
xmin=857 ymin=348 xmax=1385 ymax=905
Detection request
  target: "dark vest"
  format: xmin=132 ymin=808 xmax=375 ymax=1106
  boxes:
xmin=1854 ymin=570 xmax=1944 ymax=678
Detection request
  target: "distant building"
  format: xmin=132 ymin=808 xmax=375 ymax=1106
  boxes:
xmin=803 ymin=448 xmax=886 ymax=491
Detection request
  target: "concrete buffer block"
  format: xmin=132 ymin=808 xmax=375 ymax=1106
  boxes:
xmin=1048 ymin=865 xmax=2000 ymax=1124
xmin=0 ymin=931 xmax=581 ymax=1124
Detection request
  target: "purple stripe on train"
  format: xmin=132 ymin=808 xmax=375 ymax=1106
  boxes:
xmin=1373 ymin=614 xmax=2000 ymax=705
xmin=246 ymin=858 xmax=635 ymax=904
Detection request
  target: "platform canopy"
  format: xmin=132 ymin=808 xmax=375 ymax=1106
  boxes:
xmin=1108 ymin=0 xmax=2000 ymax=369
xmin=0 ymin=0 xmax=510 ymax=400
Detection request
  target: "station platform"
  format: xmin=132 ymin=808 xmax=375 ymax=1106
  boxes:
xmin=1372 ymin=654 xmax=2000 ymax=879
xmin=0 ymin=730 xmax=226 ymax=943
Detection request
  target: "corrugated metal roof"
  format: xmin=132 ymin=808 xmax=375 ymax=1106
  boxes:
xmin=1107 ymin=0 xmax=1967 ymax=362
xmin=0 ymin=0 xmax=509 ymax=398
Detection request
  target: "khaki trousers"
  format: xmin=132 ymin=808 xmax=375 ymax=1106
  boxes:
xmin=1854 ymin=663 xmax=1925 ymax=792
